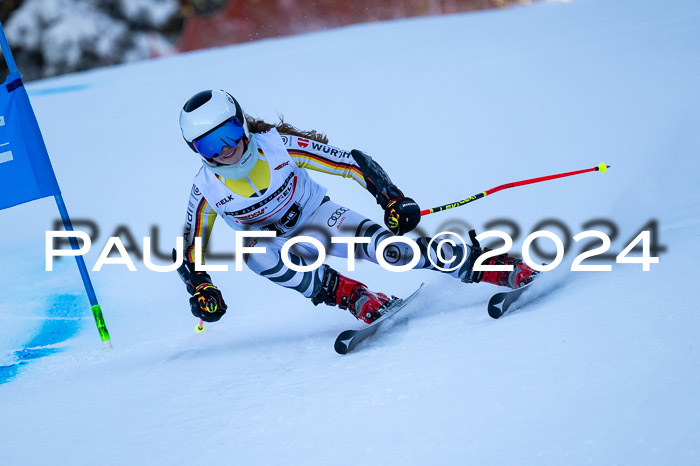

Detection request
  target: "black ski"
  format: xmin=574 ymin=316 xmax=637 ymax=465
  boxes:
xmin=487 ymin=282 xmax=535 ymax=319
xmin=486 ymin=271 xmax=567 ymax=319
xmin=334 ymin=284 xmax=424 ymax=354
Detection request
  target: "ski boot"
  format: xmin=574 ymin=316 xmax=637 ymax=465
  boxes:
xmin=312 ymin=265 xmax=391 ymax=324
xmin=462 ymin=230 xmax=538 ymax=289
xmin=479 ymin=253 xmax=537 ymax=289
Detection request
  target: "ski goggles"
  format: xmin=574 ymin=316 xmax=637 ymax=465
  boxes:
xmin=192 ymin=117 xmax=246 ymax=159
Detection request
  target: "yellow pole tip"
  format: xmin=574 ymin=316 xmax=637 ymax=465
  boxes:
xmin=598 ymin=163 xmax=608 ymax=173
xmin=195 ymin=323 xmax=206 ymax=333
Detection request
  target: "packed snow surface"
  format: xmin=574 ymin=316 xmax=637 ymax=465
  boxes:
xmin=1 ymin=0 xmax=699 ymax=464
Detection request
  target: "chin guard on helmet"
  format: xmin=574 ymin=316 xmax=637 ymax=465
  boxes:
xmin=201 ymin=134 xmax=260 ymax=180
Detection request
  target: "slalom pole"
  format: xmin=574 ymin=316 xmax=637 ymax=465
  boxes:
xmin=0 ymin=22 xmax=18 ymax=75
xmin=54 ymin=194 xmax=112 ymax=349
xmin=421 ymin=163 xmax=610 ymax=216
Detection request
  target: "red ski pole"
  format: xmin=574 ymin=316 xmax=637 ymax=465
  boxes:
xmin=195 ymin=319 xmax=206 ymax=333
xmin=420 ymin=163 xmax=610 ymax=216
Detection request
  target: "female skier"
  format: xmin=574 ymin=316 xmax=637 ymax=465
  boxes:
xmin=176 ymin=90 xmax=536 ymax=324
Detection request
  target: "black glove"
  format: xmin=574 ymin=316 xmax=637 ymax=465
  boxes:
xmin=189 ymin=283 xmax=228 ymax=322
xmin=384 ymin=197 xmax=421 ymax=235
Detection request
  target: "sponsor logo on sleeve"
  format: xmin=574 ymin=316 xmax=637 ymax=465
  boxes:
xmin=184 ymin=205 xmax=195 ymax=242
xmin=327 ymin=206 xmax=349 ymax=227
xmin=297 ymin=137 xmax=310 ymax=148
xmin=382 ymin=245 xmax=402 ymax=264
xmin=310 ymin=141 xmax=352 ymax=159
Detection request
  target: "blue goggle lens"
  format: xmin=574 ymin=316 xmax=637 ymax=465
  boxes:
xmin=193 ymin=118 xmax=246 ymax=159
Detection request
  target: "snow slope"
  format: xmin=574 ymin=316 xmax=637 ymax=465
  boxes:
xmin=1 ymin=0 xmax=699 ymax=464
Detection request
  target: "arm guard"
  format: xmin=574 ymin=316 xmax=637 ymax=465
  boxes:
xmin=350 ymin=149 xmax=404 ymax=208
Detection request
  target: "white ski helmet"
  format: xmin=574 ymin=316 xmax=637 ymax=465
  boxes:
xmin=179 ymin=89 xmax=259 ymax=179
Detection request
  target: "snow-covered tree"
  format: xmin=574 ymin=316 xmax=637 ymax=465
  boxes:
xmin=4 ymin=0 xmax=180 ymax=81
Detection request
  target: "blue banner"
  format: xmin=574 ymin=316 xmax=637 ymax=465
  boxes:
xmin=0 ymin=23 xmax=110 ymax=348
xmin=0 ymin=72 xmax=60 ymax=210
